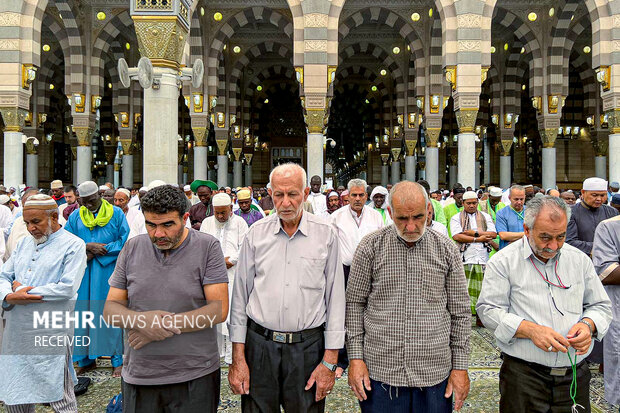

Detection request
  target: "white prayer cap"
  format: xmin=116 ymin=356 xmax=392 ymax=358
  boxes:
xmin=117 ymin=188 xmax=130 ymax=199
xmin=212 ymin=193 xmax=232 ymax=207
xmin=139 ymin=186 xmax=148 ymax=192
xmin=0 ymin=194 xmax=10 ymax=205
xmin=50 ymin=179 xmax=63 ymax=190
xmin=489 ymin=187 xmax=503 ymax=197
xmin=463 ymin=191 xmax=478 ymax=200
xmin=583 ymin=177 xmax=607 ymax=191
xmin=99 ymin=184 xmax=108 ymax=191
xmin=147 ymin=180 xmax=166 ymax=191
xmin=183 ymin=185 xmax=191 ymax=192
xmin=24 ymin=194 xmax=58 ymax=211
xmin=171 ymin=183 xmax=179 ymax=188
xmin=328 ymin=191 xmax=339 ymax=198
xmin=78 ymin=181 xmax=99 ymax=197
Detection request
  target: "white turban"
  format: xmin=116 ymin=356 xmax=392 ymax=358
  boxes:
xmin=147 ymin=180 xmax=167 ymax=191
xmin=463 ymin=191 xmax=478 ymax=200
xmin=183 ymin=185 xmax=191 ymax=192
xmin=489 ymin=187 xmax=503 ymax=197
xmin=117 ymin=188 xmax=131 ymax=199
xmin=370 ymin=186 xmax=389 ymax=209
xmin=99 ymin=185 xmax=109 ymax=191
xmin=212 ymin=193 xmax=232 ymax=207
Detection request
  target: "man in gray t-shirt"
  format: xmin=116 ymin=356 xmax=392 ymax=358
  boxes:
xmin=104 ymin=185 xmax=229 ymax=413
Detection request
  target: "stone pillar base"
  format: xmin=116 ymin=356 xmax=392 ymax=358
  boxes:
xmin=595 ymin=156 xmax=607 ymax=180
xmin=307 ymin=133 xmax=324 ymax=184
xmin=391 ymin=161 xmax=400 ymax=185
xmin=77 ymin=146 xmax=92 ymax=184
xmin=542 ymin=147 xmax=556 ymax=190
xmin=500 ymin=156 xmax=511 ymax=189
xmin=381 ymin=165 xmax=389 ymax=187
xmin=26 ymin=154 xmax=38 ymax=188
xmin=458 ymin=133 xmax=476 ymax=189
xmin=194 ymin=146 xmax=207 ymax=180
xmin=426 ymin=147 xmax=438 ymax=191
xmin=217 ymin=155 xmax=228 ymax=188
xmin=233 ymin=161 xmax=243 ymax=188
xmin=405 ymin=156 xmax=416 ymax=182
xmin=122 ymin=154 xmax=134 ymax=188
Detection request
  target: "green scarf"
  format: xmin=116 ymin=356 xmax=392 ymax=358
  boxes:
xmin=79 ymin=199 xmax=114 ymax=230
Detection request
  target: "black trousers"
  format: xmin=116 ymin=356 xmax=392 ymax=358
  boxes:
xmin=337 ymin=265 xmax=351 ymax=370
xmin=122 ymin=369 xmax=220 ymax=413
xmin=499 ymin=354 xmax=591 ymax=413
xmin=242 ymin=324 xmax=326 ymax=413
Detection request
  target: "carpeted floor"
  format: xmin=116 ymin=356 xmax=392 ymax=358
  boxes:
xmin=3 ymin=323 xmax=618 ymax=412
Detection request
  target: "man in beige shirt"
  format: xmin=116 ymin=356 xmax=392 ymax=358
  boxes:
xmin=228 ymin=163 xmax=345 ymax=413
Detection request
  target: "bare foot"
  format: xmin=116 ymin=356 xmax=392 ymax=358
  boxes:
xmin=335 ymin=367 xmax=344 ymax=379
xmin=75 ymin=362 xmax=96 ymax=376
xmin=112 ymin=366 xmax=122 ymax=378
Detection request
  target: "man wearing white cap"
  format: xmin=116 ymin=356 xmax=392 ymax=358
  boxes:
xmin=65 ymin=180 xmax=129 ymax=377
xmin=567 ymin=177 xmax=618 ymax=256
xmin=184 ymin=184 xmax=200 ymax=206
xmin=566 ymin=177 xmax=618 ymax=366
xmin=0 ymin=194 xmax=15 ymax=238
xmin=370 ymin=186 xmax=393 ymax=226
xmin=200 ymin=193 xmax=248 ymax=363
xmin=50 ymin=180 xmax=66 ymax=206
xmin=0 ymin=194 xmax=87 ymax=412
xmin=114 ymin=188 xmax=141 ymax=228
xmin=450 ymin=191 xmax=497 ymax=320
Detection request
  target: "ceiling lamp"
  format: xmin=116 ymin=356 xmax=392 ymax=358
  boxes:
xmin=520 ymin=47 xmax=525 ymax=54
xmin=365 ymin=99 xmax=370 ymax=104
xmin=256 ymin=85 xmax=262 ymax=91
xmin=371 ymin=85 xmax=378 ymax=92
xmin=504 ymin=43 xmax=509 ymax=51
xmin=42 ymin=44 xmax=50 ymax=52
xmin=233 ymin=46 xmax=241 ymax=53
xmin=380 ymin=69 xmax=387 ymax=76
xmin=528 ymin=12 xmax=537 ymax=22
xmin=49 ymin=84 xmax=54 ymax=90
xmin=264 ymin=99 xmax=269 ymax=104
xmin=392 ymin=46 xmax=401 ymax=55
xmin=200 ymin=7 xmax=205 ymax=16
xmin=428 ymin=8 xmax=433 ymax=18
xmin=584 ymin=46 xmax=591 ymax=54
xmin=214 ymin=12 xmax=223 ymax=21
xmin=411 ymin=13 xmax=420 ymax=22
xmin=125 ymin=42 xmax=130 ymax=50
xmin=96 ymin=11 xmax=106 ymax=21
xmin=522 ymin=85 xmax=526 ymax=90
xmin=549 ymin=8 xmax=555 ymax=17
xmin=491 ymin=46 xmax=496 ymax=53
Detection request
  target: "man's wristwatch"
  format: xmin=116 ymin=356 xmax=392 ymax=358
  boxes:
xmin=1 ymin=298 xmax=14 ymax=312
xmin=474 ymin=231 xmax=480 ymax=238
xmin=321 ymin=359 xmax=338 ymax=372
xmin=579 ymin=319 xmax=594 ymax=336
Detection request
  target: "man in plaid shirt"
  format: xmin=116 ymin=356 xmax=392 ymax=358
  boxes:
xmin=346 ymin=181 xmax=471 ymax=412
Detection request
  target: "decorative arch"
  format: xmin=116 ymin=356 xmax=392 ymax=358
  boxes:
xmin=53 ymin=0 xmax=86 ymax=93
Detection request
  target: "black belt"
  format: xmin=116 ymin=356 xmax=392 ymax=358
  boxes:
xmin=501 ymin=353 xmax=587 ymax=377
xmin=248 ymin=319 xmax=323 ymax=344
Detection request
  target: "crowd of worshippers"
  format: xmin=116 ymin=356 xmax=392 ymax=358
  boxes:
xmin=0 ymin=167 xmax=617 ymax=413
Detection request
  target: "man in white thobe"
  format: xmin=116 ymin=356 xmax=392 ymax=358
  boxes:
xmin=200 ymin=192 xmax=248 ymax=363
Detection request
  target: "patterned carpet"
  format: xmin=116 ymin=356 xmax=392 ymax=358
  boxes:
xmin=3 ymin=323 xmax=618 ymax=412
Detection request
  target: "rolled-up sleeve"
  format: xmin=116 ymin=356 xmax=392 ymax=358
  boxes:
xmin=323 ymin=227 xmax=345 ymax=349
xmin=445 ymin=243 xmax=471 ymax=370
xmin=581 ymin=255 xmax=612 ymax=340
xmin=477 ymin=259 xmax=525 ymax=344
xmin=228 ymin=231 xmax=254 ymax=343
xmin=345 ymin=238 xmax=374 ymax=360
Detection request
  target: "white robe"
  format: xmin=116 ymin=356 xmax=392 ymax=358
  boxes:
xmin=308 ymin=192 xmax=327 ymax=216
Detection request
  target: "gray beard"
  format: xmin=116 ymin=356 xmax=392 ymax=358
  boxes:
xmin=33 ymin=235 xmax=48 ymax=245
xmin=215 ymin=219 xmax=228 ymax=229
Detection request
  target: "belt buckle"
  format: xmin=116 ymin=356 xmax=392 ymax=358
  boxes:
xmin=550 ymin=367 xmax=568 ymax=376
xmin=272 ymin=332 xmax=288 ymax=343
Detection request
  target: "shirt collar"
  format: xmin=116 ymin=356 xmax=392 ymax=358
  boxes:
xmin=349 ymin=205 xmax=365 ymax=219
xmin=273 ymin=210 xmax=308 ymax=237
xmin=393 ymin=225 xmax=427 ymax=248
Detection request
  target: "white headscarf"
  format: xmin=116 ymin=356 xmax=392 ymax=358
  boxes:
xmin=370 ymin=186 xmax=389 ymax=209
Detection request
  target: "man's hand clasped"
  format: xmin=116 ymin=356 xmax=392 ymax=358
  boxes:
xmin=127 ymin=311 xmax=181 ymax=350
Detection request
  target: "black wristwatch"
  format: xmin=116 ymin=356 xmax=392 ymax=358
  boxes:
xmin=474 ymin=231 xmax=480 ymax=238
xmin=1 ymin=298 xmax=14 ymax=312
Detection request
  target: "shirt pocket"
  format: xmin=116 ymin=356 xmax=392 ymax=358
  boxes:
xmin=299 ymin=255 xmax=327 ymax=290
xmin=557 ymin=284 xmax=584 ymax=315
xmin=422 ymin=271 xmax=445 ymax=303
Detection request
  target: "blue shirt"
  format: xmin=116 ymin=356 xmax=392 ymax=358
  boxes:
xmin=495 ymin=206 xmax=525 ymax=249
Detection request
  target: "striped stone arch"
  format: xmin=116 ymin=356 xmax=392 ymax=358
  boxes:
xmin=188 ymin=8 xmax=204 ymax=74
xmin=493 ymin=7 xmax=544 ymax=98
xmin=434 ymin=0 xmax=457 ymax=67
xmin=547 ymin=0 xmax=583 ymax=95
xmin=41 ymin=13 xmax=72 ymax=92
xmin=228 ymin=41 xmax=294 ymax=120
xmin=583 ymin=0 xmax=612 ymax=69
xmin=250 ymin=81 xmax=300 ymax=135
xmin=53 ymin=0 xmax=87 ymax=94
xmin=215 ymin=54 xmax=226 ymax=116
xmin=207 ymin=7 xmax=293 ymax=97
xmin=557 ymin=16 xmax=591 ymax=97
xmin=569 ymin=50 xmax=598 ymax=117
xmin=243 ymin=66 xmax=296 ymax=131
xmin=428 ymin=16 xmax=444 ymax=96
xmin=36 ymin=47 xmax=64 ymax=117
xmin=284 ymin=0 xmax=304 ymax=65
xmin=486 ymin=66 xmax=501 ymax=117
xmin=333 ymin=82 xmax=381 ymax=138
xmin=338 ymin=7 xmax=426 ymax=86
xmin=91 ymin=10 xmax=135 ymax=97
xmin=338 ymin=42 xmax=405 ymax=119
xmin=503 ymin=43 xmax=524 ymax=117
xmin=21 ymin=0 xmax=49 ymax=66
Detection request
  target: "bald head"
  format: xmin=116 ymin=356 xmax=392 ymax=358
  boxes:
xmin=269 ymin=163 xmax=307 ymax=192
xmin=388 ymin=181 xmax=430 ymax=243
xmin=389 ymin=181 xmax=429 ymax=210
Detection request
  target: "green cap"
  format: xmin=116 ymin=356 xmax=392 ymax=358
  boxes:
xmin=190 ymin=180 xmax=218 ymax=193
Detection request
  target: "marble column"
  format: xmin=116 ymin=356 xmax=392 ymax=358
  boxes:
xmin=475 ymin=161 xmax=480 ymax=189
xmin=540 ymin=129 xmax=558 ymax=190
xmin=0 ymin=108 xmax=26 ymax=190
xmin=143 ymin=70 xmax=179 ymax=184
xmin=122 ymin=155 xmax=134 ymax=188
xmin=245 ymin=164 xmax=252 ymax=187
xmin=75 ymin=128 xmax=92 ymax=184
xmin=178 ymin=164 xmax=184 ymax=185
xmin=391 ymin=160 xmax=400 ymax=185
xmin=449 ymin=163 xmax=458 ymax=190
xmin=217 ymin=156 xmax=228 ymax=188
xmin=380 ymin=154 xmax=389 ymax=187
xmin=106 ymin=164 xmax=114 ymax=183
xmin=595 ymin=156 xmax=607 ymax=179
xmin=26 ymin=153 xmax=38 ymax=188
xmin=499 ymin=140 xmax=513 ymax=189
xmin=483 ymin=139 xmax=491 ymax=185
xmin=194 ymin=146 xmax=208 ymax=180
xmin=233 ymin=161 xmax=242 ymax=188
xmin=457 ymin=133 xmax=476 ymax=188
xmin=425 ymin=128 xmax=440 ymax=191
xmin=114 ymin=163 xmax=120 ymax=189
xmin=307 ymin=133 xmax=324 ymax=183
xmin=405 ymin=156 xmax=416 ymax=182
xmin=611 ymin=133 xmax=620 ymax=184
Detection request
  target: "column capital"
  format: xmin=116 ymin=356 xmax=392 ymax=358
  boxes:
xmin=455 ymin=108 xmax=478 ymax=134
xmin=132 ymin=16 xmax=189 ymax=70
xmin=215 ymin=129 xmax=228 ymax=156
xmin=380 ymin=154 xmax=390 ymax=166
xmin=232 ymin=147 xmax=242 ymax=162
xmin=404 ymin=139 xmax=418 ymax=156
xmin=119 ymin=138 xmax=134 ymax=155
xmin=25 ymin=138 xmax=38 ymax=155
xmin=74 ymin=127 xmax=93 ymax=147
xmin=390 ymin=148 xmax=401 ymax=162
xmin=606 ymin=109 xmax=620 ymax=134
xmin=193 ymin=126 xmax=208 ymax=147
xmin=540 ymin=129 xmax=558 ymax=148
xmin=449 ymin=154 xmax=458 ymax=166
xmin=592 ymin=134 xmax=609 ymax=156
xmin=305 ymin=108 xmax=327 ymax=134
xmin=244 ymin=153 xmax=253 ymax=165
xmin=425 ymin=128 xmax=441 ymax=147
xmin=500 ymin=140 xmax=513 ymax=157
xmin=499 ymin=128 xmax=514 ymax=141
xmin=536 ymin=115 xmax=561 ymax=132
xmin=0 ymin=107 xmax=27 ymax=132
xmin=104 ymin=146 xmax=117 ymax=164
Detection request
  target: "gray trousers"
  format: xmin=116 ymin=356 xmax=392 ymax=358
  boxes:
xmin=4 ymin=347 xmax=78 ymax=413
